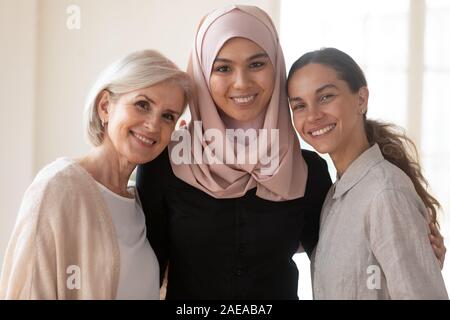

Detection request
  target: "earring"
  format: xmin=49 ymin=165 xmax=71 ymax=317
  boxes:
xmin=101 ymin=119 xmax=106 ymax=127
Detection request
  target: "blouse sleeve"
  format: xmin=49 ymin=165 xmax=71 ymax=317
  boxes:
xmin=0 ymin=182 xmax=58 ymax=299
xmin=136 ymin=148 xmax=171 ymax=285
xmin=368 ymin=188 xmax=448 ymax=299
xmin=300 ymin=150 xmax=332 ymax=258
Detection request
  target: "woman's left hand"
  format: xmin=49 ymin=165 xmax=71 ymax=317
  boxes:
xmin=429 ymin=220 xmax=446 ymax=270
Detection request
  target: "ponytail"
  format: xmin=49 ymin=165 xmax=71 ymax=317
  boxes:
xmin=364 ymin=118 xmax=441 ymax=226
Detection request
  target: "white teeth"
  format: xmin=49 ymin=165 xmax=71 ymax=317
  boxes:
xmin=133 ymin=132 xmax=155 ymax=145
xmin=311 ymin=124 xmax=336 ymax=137
xmin=232 ymin=95 xmax=256 ymax=104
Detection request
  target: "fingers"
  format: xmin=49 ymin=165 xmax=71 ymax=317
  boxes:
xmin=425 ymin=209 xmax=446 ymax=269
xmin=432 ymin=244 xmax=445 ymax=270
xmin=429 ymin=233 xmax=446 ymax=255
xmin=429 ymin=233 xmax=446 ymax=270
xmin=429 ymin=233 xmax=442 ymax=245
xmin=429 ymin=221 xmax=443 ymax=239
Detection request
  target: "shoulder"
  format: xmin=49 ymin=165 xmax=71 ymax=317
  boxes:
xmin=301 ymin=149 xmax=328 ymax=170
xmin=21 ymin=158 xmax=98 ymax=221
xmin=365 ymin=161 xmax=428 ymax=224
xmin=366 ymin=159 xmax=417 ymax=195
xmin=301 ymin=149 xmax=332 ymax=200
xmin=31 ymin=158 xmax=91 ymax=195
xmin=136 ymin=147 xmax=173 ymax=189
xmin=137 ymin=147 xmax=171 ymax=175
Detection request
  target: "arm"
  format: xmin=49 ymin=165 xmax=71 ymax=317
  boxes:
xmin=369 ymin=189 xmax=448 ymax=299
xmin=136 ymin=148 xmax=171 ymax=285
xmin=300 ymin=150 xmax=332 ymax=258
xmin=0 ymin=185 xmax=58 ymax=299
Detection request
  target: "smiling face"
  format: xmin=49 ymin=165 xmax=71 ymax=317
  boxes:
xmin=98 ymin=81 xmax=185 ymax=164
xmin=209 ymin=37 xmax=275 ymax=122
xmin=287 ymin=63 xmax=368 ymax=157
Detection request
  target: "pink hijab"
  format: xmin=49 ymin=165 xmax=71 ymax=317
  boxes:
xmin=168 ymin=5 xmax=308 ymax=201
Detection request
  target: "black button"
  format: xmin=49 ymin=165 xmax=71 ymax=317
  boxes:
xmin=238 ymin=247 xmax=245 ymax=255
xmin=234 ymin=269 xmax=243 ymax=276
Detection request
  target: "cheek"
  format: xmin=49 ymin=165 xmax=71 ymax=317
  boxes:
xmin=111 ymin=109 xmax=142 ymax=143
xmin=262 ymin=81 xmax=274 ymax=102
xmin=209 ymin=76 xmax=227 ymax=99
xmin=160 ymin=124 xmax=176 ymax=144
xmin=337 ymin=103 xmax=359 ymax=127
xmin=262 ymin=66 xmax=275 ymax=91
xmin=111 ymin=106 xmax=136 ymax=128
xmin=293 ymin=114 xmax=306 ymax=135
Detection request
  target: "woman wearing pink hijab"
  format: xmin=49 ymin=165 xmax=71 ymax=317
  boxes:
xmin=137 ymin=5 xmax=330 ymax=300
xmin=136 ymin=5 xmax=445 ymax=299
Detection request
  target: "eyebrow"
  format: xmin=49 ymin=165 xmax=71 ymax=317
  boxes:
xmin=316 ymin=83 xmax=338 ymax=93
xmin=213 ymin=52 xmax=269 ymax=64
xmin=135 ymin=94 xmax=181 ymax=115
xmin=289 ymin=83 xmax=338 ymax=102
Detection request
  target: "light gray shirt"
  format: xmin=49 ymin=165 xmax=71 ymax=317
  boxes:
xmin=312 ymin=144 xmax=448 ymax=299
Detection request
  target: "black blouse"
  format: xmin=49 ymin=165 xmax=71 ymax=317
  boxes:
xmin=136 ymin=148 xmax=331 ymax=300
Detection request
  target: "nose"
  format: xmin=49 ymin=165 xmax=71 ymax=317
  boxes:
xmin=143 ymin=112 xmax=161 ymax=132
xmin=232 ymin=69 xmax=251 ymax=90
xmin=306 ymin=105 xmax=323 ymax=123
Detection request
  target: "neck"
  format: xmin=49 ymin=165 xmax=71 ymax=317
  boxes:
xmin=330 ymin=132 xmax=370 ymax=178
xmin=76 ymin=141 xmax=136 ymax=198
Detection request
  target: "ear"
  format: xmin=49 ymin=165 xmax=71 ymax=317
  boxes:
xmin=96 ymin=90 xmax=111 ymax=123
xmin=357 ymin=86 xmax=369 ymax=115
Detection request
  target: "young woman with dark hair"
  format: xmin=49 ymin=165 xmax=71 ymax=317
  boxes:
xmin=287 ymin=47 xmax=448 ymax=299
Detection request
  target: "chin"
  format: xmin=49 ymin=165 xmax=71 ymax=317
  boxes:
xmin=306 ymin=142 xmax=333 ymax=155
xmin=126 ymin=152 xmax=158 ymax=165
xmin=233 ymin=111 xmax=262 ymax=122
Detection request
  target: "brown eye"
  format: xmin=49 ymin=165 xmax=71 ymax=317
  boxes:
xmin=292 ymin=103 xmax=305 ymax=111
xmin=163 ymin=113 xmax=175 ymax=122
xmin=249 ymin=61 xmax=265 ymax=69
xmin=135 ymin=101 xmax=149 ymax=110
xmin=214 ymin=65 xmax=231 ymax=73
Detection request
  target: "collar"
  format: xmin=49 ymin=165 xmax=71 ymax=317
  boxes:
xmin=332 ymin=143 xmax=384 ymax=199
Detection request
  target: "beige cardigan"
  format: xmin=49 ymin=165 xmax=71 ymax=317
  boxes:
xmin=0 ymin=158 xmax=120 ymax=299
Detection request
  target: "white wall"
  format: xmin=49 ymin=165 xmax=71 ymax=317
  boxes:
xmin=0 ymin=0 xmax=37 ymax=270
xmin=34 ymin=0 xmax=276 ymax=170
xmin=0 ymin=0 xmax=277 ymax=273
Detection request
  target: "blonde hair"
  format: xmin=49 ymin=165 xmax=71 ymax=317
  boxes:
xmin=84 ymin=50 xmax=191 ymax=146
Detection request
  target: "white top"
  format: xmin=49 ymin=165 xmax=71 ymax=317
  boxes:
xmin=95 ymin=181 xmax=160 ymax=300
xmin=312 ymin=144 xmax=448 ymax=299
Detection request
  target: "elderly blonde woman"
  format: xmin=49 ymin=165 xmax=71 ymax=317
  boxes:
xmin=0 ymin=50 xmax=191 ymax=299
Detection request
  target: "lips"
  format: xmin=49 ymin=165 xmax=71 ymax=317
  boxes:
xmin=130 ymin=130 xmax=157 ymax=146
xmin=230 ymin=94 xmax=258 ymax=106
xmin=308 ymin=123 xmax=336 ymax=137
